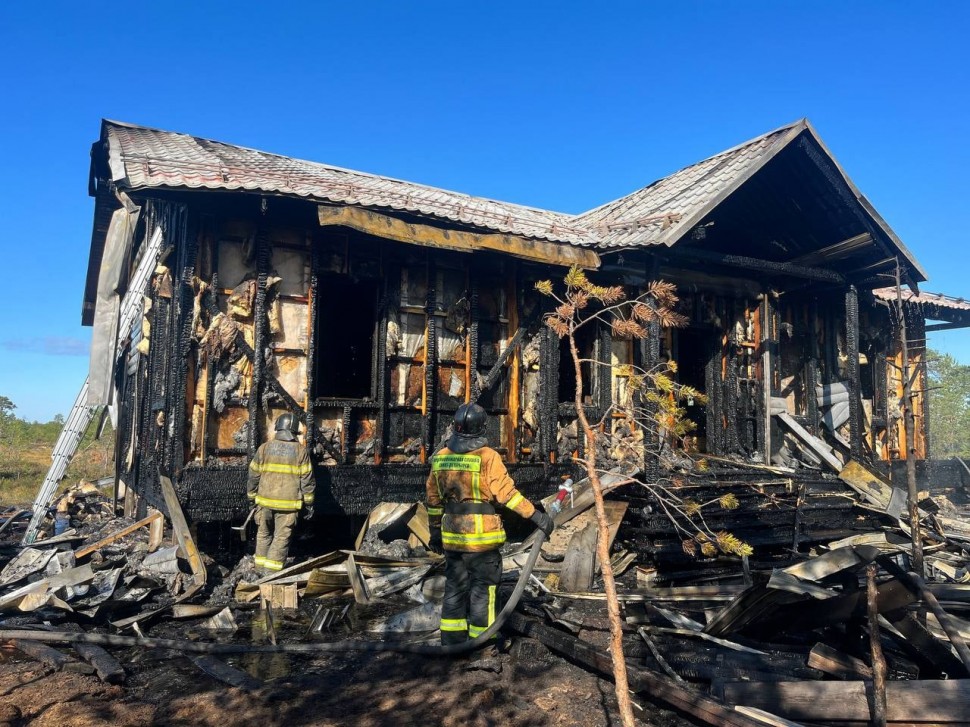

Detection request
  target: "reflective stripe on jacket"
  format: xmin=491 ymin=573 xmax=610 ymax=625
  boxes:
xmin=425 ymin=446 xmax=535 ymax=553
xmin=247 ymin=438 xmax=315 ymax=511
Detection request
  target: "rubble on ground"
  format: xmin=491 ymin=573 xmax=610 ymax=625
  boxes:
xmin=2 ymin=461 xmax=970 ymax=725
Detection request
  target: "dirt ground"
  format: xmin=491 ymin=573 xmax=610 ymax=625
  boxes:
xmin=0 ymin=636 xmax=698 ymax=727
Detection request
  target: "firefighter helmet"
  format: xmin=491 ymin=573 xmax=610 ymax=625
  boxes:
xmin=274 ymin=413 xmax=300 ymax=438
xmin=453 ymin=403 xmax=487 ymax=437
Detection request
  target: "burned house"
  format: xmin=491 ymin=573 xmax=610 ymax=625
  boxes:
xmin=82 ymin=118 xmax=964 ymax=528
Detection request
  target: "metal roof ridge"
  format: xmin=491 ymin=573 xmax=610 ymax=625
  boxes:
xmin=572 ymin=119 xmax=807 ymax=222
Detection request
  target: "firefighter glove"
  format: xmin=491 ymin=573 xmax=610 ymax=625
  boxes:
xmin=429 ymin=527 xmax=443 ymax=553
xmin=530 ymin=510 xmax=555 ymax=537
xmin=303 ymin=506 xmax=314 ymax=521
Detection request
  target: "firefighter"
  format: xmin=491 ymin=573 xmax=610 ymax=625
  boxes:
xmin=426 ymin=403 xmax=554 ymax=650
xmin=247 ymin=413 xmax=315 ymax=572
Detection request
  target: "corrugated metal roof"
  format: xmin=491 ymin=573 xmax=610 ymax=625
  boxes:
xmin=573 ymin=121 xmax=806 ymax=248
xmin=96 ymin=119 xmax=925 ymax=281
xmin=872 ymin=288 xmax=970 ymax=312
xmin=100 ymin=120 xmax=593 ymax=247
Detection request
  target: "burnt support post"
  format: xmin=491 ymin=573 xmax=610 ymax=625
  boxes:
xmin=305 ymin=249 xmax=319 ymax=453
xmin=845 ymin=285 xmax=863 ymax=460
xmin=169 ymin=208 xmax=198 ymax=475
xmin=422 ymin=264 xmax=438 ymax=457
xmin=895 ymin=261 xmax=924 ymax=577
xmin=806 ymin=299 xmax=821 ymax=436
xmin=640 ymin=259 xmax=662 ymax=480
xmin=469 ymin=282 xmax=481 ymax=402
xmin=248 ymin=225 xmax=271 ymax=456
xmin=374 ymin=261 xmax=399 ymax=464
xmin=758 ymin=293 xmax=775 ymax=463
xmin=539 ymin=326 xmax=558 ymax=463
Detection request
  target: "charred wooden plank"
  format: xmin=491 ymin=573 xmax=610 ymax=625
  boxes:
xmin=505 ymin=612 xmax=772 ymax=727
xmin=189 ymin=654 xmax=262 ymax=692
xmin=7 ymin=639 xmax=95 ymax=675
xmin=717 ymin=679 xmax=970 ymax=724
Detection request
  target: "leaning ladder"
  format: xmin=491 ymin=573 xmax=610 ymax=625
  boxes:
xmin=21 ymin=380 xmax=97 ymax=543
xmin=22 ymin=227 xmax=164 ymax=544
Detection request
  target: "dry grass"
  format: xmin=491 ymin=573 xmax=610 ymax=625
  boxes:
xmin=0 ymin=437 xmax=114 ymax=507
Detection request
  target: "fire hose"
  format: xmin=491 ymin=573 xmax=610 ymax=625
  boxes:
xmin=0 ymin=481 xmax=574 ymax=657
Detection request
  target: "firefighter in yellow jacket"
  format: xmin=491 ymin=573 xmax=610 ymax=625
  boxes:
xmin=426 ymin=403 xmax=554 ymax=647
xmin=247 ymin=413 xmax=315 ymax=572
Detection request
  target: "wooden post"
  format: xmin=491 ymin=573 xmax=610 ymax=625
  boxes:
xmin=866 ymin=563 xmax=888 ymax=727
xmin=895 ymin=260 xmax=924 ymax=577
xmin=845 ymin=285 xmax=863 ymax=460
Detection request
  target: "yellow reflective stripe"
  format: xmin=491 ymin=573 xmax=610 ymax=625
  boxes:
xmin=506 ymin=492 xmax=524 ymax=510
xmin=247 ymin=491 xmax=257 ymax=500
xmin=440 ymin=618 xmax=468 ymax=632
xmin=262 ymin=559 xmax=284 ymax=571
xmin=254 ymin=495 xmax=303 ymax=510
xmin=431 ymin=454 xmax=482 ymax=473
xmin=254 ymin=556 xmax=268 ymax=566
xmin=474 ymin=513 xmax=483 ymax=535
xmin=488 ymin=584 xmax=496 ymax=626
xmin=249 ymin=459 xmax=260 ymax=472
xmin=472 ymin=470 xmax=481 ymax=502
xmin=441 ymin=531 xmax=506 ymax=546
xmin=253 ymin=462 xmax=312 ymax=475
xmin=302 ymin=494 xmax=314 ymax=504
xmin=426 ymin=506 xmax=444 ymax=516
xmin=468 ymin=624 xmax=487 ymax=638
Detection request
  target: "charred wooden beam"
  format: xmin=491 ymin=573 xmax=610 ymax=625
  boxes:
xmin=716 ymin=678 xmax=970 ymax=724
xmin=248 ymin=226 xmax=271 ymax=455
xmin=663 ymin=248 xmax=845 ymax=284
xmin=845 ymin=285 xmax=863 ymax=460
xmin=422 ymin=264 xmax=438 ymax=457
xmin=505 ymin=612 xmax=770 ymax=727
xmin=305 ymin=250 xmax=319 ymax=452
xmin=468 ymin=281 xmax=480 ymax=402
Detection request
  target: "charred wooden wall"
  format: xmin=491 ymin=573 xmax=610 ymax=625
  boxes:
xmin=114 ymin=193 xmax=931 ymax=522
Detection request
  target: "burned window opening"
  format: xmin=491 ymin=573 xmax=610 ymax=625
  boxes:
xmin=675 ymin=328 xmax=713 ymax=450
xmin=314 ymin=275 xmax=379 ymax=400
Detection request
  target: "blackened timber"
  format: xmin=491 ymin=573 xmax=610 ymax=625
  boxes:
xmin=423 ymin=265 xmax=438 ymax=457
xmin=201 ymin=290 xmax=304 ymax=419
xmin=249 ymin=227 xmax=270 ymax=455
xmin=539 ymin=326 xmax=558 ymax=461
xmin=478 ymin=327 xmax=525 ymax=399
xmin=663 ymin=248 xmax=844 ymax=284
xmin=305 ymin=250 xmax=319 ymax=452
xmin=169 ymin=208 xmax=197 ymax=474
xmin=505 ymin=613 xmax=769 ymax=727
xmin=375 ymin=263 xmax=398 ymax=463
xmin=845 ymin=285 xmax=863 ymax=460
xmin=705 ymin=330 xmax=723 ymax=455
xmin=806 ymin=299 xmax=820 ymax=436
xmin=640 ymin=260 xmax=662 ymax=480
xmin=469 ymin=282 xmax=480 ymax=402
xmin=925 ymin=320 xmax=970 ymax=333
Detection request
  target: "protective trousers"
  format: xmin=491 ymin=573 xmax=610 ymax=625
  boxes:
xmin=440 ymin=549 xmax=502 ymax=645
xmin=254 ymin=508 xmax=299 ymax=571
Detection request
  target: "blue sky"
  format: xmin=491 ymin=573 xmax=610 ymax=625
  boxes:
xmin=1 ymin=1 xmax=968 ymax=421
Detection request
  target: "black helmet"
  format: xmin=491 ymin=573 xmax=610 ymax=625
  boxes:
xmin=454 ymin=403 xmax=487 ymax=437
xmin=447 ymin=403 xmax=489 ymax=453
xmin=274 ymin=413 xmax=300 ymax=440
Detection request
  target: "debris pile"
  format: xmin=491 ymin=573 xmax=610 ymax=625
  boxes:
xmin=2 ymin=460 xmax=970 ymax=725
